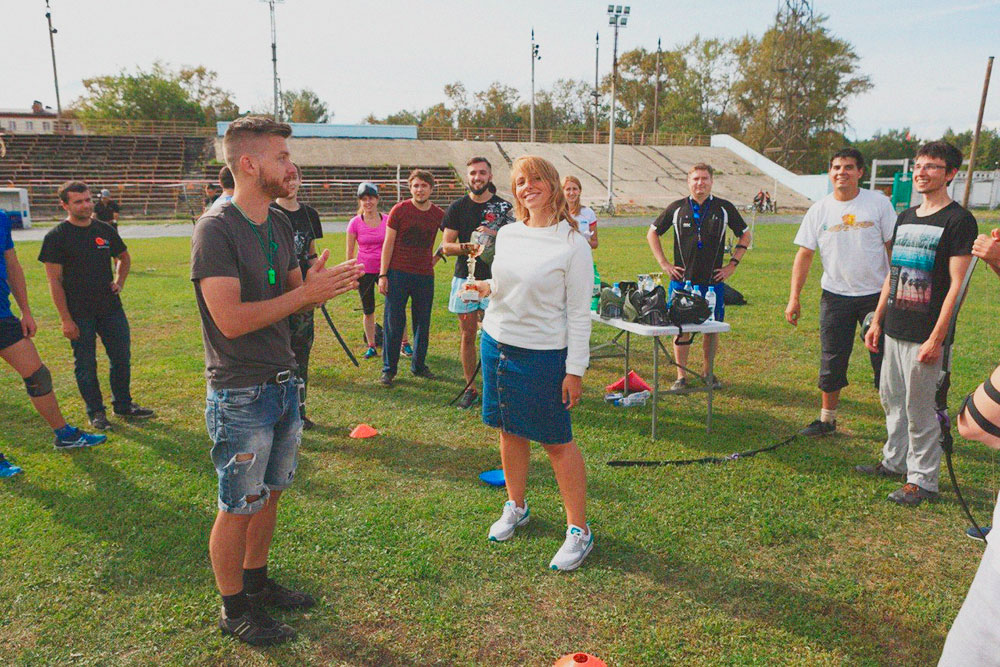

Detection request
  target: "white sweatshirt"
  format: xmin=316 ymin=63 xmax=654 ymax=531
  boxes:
xmin=483 ymin=219 xmax=593 ymax=376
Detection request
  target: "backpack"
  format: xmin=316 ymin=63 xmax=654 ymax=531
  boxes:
xmin=668 ymin=289 xmax=711 ymax=327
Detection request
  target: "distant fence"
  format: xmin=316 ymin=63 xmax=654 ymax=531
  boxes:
xmin=416 ymin=126 xmax=710 ymax=146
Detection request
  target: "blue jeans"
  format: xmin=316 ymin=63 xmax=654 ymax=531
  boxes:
xmin=70 ymin=307 xmax=132 ymax=417
xmin=206 ymin=376 xmax=303 ymax=515
xmin=382 ymin=269 xmax=434 ymax=375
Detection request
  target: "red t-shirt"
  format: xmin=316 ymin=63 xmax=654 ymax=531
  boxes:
xmin=387 ymin=199 xmax=445 ymax=275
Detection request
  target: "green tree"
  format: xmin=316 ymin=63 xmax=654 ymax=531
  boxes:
xmin=176 ymin=65 xmax=240 ymax=122
xmin=852 ymin=128 xmax=922 ymax=166
xmin=282 ymin=88 xmax=331 ymax=123
xmin=472 ymin=82 xmax=523 ymax=128
xmin=941 ymin=127 xmax=1000 ymax=170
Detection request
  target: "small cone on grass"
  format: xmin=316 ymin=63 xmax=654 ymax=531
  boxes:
xmin=349 ymin=423 xmax=378 ymax=438
xmin=605 ymin=370 xmax=652 ymax=393
xmin=554 ymin=654 xmax=607 ymax=667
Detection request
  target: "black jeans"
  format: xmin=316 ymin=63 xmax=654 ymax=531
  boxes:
xmin=70 ymin=306 xmax=132 ymax=417
xmin=818 ymin=290 xmax=882 ymax=393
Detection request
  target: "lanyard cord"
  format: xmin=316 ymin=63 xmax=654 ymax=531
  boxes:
xmin=234 ymin=202 xmax=278 ymax=285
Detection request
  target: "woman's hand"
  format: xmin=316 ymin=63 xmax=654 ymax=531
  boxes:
xmin=562 ymin=374 xmax=583 ymax=409
xmin=378 ymin=275 xmax=389 ymax=295
xmin=463 ymin=280 xmax=492 ymax=298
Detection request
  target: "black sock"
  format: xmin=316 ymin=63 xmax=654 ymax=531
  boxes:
xmin=243 ymin=564 xmax=268 ymax=595
xmin=222 ymin=590 xmax=249 ymax=619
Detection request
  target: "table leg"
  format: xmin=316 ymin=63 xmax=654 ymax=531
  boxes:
xmin=652 ymin=334 xmax=659 ymax=439
xmin=706 ymin=347 xmax=714 ymax=433
xmin=624 ymin=331 xmax=630 ymax=395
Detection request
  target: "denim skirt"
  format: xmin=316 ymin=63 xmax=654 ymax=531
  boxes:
xmin=481 ymin=330 xmax=573 ymax=445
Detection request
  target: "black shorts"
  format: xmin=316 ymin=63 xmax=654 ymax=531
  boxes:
xmin=818 ymin=290 xmax=882 ymax=393
xmin=0 ymin=316 xmax=24 ymax=351
xmin=358 ymin=273 xmax=378 ymax=315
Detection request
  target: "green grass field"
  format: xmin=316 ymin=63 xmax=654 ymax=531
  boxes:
xmin=2 ymin=224 xmax=999 ymax=666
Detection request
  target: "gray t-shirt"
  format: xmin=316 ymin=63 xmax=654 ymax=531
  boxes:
xmin=191 ymin=201 xmax=299 ymax=388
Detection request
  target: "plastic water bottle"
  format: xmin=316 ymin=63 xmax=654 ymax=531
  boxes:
xmin=613 ymin=282 xmax=621 ymax=297
xmin=617 ymin=390 xmax=651 ymax=407
xmin=684 ymin=280 xmax=694 ymax=293
xmin=705 ymin=285 xmax=717 ymax=322
xmin=591 ymin=266 xmax=601 ymax=311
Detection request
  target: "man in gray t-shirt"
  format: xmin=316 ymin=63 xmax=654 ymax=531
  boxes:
xmin=191 ymin=116 xmax=362 ymax=647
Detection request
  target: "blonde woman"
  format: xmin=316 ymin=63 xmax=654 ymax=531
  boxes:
xmin=562 ymin=175 xmax=598 ymax=249
xmin=466 ymin=156 xmax=594 ymax=571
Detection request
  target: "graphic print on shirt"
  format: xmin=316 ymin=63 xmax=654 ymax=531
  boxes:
xmin=826 ymin=213 xmax=875 ymax=233
xmin=887 ymin=223 xmax=944 ymax=313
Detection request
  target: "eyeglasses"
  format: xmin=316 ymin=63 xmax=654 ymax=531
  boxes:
xmin=912 ymin=163 xmax=947 ymax=173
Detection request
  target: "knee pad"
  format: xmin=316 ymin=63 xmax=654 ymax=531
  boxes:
xmin=24 ymin=364 xmax=53 ymax=397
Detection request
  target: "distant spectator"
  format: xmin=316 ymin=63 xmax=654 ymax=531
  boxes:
xmin=93 ymin=189 xmax=120 ymax=229
xmin=204 ymin=166 xmax=235 ymax=216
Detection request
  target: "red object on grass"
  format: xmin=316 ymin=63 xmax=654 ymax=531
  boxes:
xmin=553 ymin=653 xmax=607 ymax=667
xmin=349 ymin=423 xmax=378 ymax=438
xmin=605 ymin=370 xmax=652 ymax=393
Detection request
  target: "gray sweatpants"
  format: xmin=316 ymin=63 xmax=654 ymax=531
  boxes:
xmin=879 ymin=335 xmax=943 ymax=492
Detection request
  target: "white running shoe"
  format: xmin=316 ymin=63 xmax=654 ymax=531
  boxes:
xmin=488 ymin=500 xmax=530 ymax=542
xmin=549 ymin=524 xmax=593 ymax=571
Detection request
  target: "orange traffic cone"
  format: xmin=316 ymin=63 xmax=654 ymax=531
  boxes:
xmin=554 ymin=653 xmax=607 ymax=667
xmin=349 ymin=423 xmax=378 ymax=438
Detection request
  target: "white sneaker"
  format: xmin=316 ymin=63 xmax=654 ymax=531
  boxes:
xmin=549 ymin=524 xmax=593 ymax=571
xmin=488 ymin=500 xmax=530 ymax=542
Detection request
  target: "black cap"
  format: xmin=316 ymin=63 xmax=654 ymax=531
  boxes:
xmin=357 ymin=182 xmax=378 ymax=198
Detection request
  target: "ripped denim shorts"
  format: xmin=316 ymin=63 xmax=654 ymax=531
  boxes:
xmin=206 ymin=375 xmax=303 ymax=515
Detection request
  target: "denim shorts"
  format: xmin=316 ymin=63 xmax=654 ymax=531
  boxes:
xmin=0 ymin=316 xmax=24 ymax=352
xmin=205 ymin=376 xmax=303 ymax=515
xmin=448 ymin=276 xmax=490 ymax=314
xmin=481 ymin=330 xmax=573 ymax=445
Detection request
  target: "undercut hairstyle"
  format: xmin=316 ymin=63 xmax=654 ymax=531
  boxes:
xmin=218 ymin=165 xmax=235 ymax=190
xmin=510 ymin=155 xmax=578 ymax=232
xmin=408 ymin=169 xmax=435 ymax=187
xmin=916 ymin=141 xmax=963 ymax=174
xmin=830 ymin=148 xmax=865 ymax=172
xmin=467 ymin=156 xmax=492 ymax=169
xmin=58 ymin=180 xmax=90 ymax=203
xmin=223 ymin=115 xmax=292 ymax=170
xmin=688 ymin=163 xmax=714 ymax=177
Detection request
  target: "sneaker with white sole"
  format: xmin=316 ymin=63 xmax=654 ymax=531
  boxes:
xmin=488 ymin=500 xmax=530 ymax=542
xmin=549 ymin=524 xmax=594 ymax=571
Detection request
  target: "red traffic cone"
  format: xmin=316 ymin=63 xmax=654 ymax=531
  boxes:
xmin=349 ymin=423 xmax=378 ymax=438
xmin=554 ymin=653 xmax=607 ymax=667
xmin=604 ymin=370 xmax=652 ymax=394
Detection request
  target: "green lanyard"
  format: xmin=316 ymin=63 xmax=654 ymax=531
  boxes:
xmin=234 ymin=203 xmax=278 ymax=285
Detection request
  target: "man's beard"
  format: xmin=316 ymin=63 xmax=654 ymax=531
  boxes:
xmin=470 ymin=180 xmax=494 ymax=196
xmin=259 ymin=172 xmax=291 ymax=199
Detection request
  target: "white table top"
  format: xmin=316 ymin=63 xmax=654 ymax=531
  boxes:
xmin=591 ymin=311 xmax=731 ymax=336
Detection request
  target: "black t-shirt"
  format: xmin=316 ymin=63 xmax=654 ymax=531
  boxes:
xmin=652 ymin=196 xmax=747 ymax=284
xmin=38 ymin=220 xmax=127 ymax=319
xmin=441 ymin=194 xmax=514 ymax=280
xmin=93 ymin=199 xmax=120 ymax=225
xmin=270 ymin=202 xmax=323 ymax=277
xmin=883 ymin=202 xmax=978 ymax=344
xmin=191 ymin=201 xmax=299 ymax=388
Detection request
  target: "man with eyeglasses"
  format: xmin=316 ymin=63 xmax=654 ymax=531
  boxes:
xmin=858 ymin=141 xmax=978 ymax=506
xmin=786 ymin=148 xmax=897 ymax=437
xmin=647 ymin=163 xmax=751 ymax=393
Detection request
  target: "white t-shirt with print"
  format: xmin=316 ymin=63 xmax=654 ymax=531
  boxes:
xmin=575 ymin=207 xmax=598 ymax=238
xmin=793 ymin=188 xmax=897 ymax=297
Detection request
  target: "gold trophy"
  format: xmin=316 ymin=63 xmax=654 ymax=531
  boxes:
xmin=460 ymin=243 xmax=482 ymax=303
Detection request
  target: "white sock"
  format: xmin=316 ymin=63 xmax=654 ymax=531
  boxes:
xmin=820 ymin=408 xmax=837 ymax=424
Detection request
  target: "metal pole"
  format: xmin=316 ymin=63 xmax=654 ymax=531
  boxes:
xmin=652 ymin=37 xmax=661 ymax=144
xmin=530 ymin=29 xmax=536 ymax=142
xmin=270 ymin=0 xmax=279 ymax=121
xmin=45 ymin=0 xmax=62 ymax=117
xmin=593 ymin=33 xmax=600 ymax=144
xmin=963 ymin=56 xmax=994 ymax=208
xmin=607 ymin=21 xmax=619 ymax=210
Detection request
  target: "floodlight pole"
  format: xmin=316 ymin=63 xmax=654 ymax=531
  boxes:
xmin=963 ymin=55 xmax=994 ymax=208
xmin=530 ymin=29 xmax=540 ymax=142
xmin=652 ymin=37 xmax=661 ymax=144
xmin=261 ymin=0 xmax=284 ymax=121
xmin=44 ymin=0 xmax=62 ymax=117
xmin=606 ymin=5 xmax=629 ymax=212
xmin=593 ymin=33 xmax=600 ymax=144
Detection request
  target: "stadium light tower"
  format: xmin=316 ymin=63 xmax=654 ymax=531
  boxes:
xmin=261 ymin=0 xmax=285 ymax=121
xmin=606 ymin=4 xmax=629 ymax=212
xmin=44 ymin=0 xmax=62 ymax=117
xmin=592 ymin=33 xmax=599 ymax=143
xmin=530 ymin=29 xmax=541 ymax=142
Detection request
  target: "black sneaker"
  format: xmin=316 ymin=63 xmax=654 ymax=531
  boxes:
xmin=412 ymin=367 xmax=436 ymax=380
xmin=301 ymin=416 xmax=315 ymax=431
xmin=218 ymin=607 xmax=296 ymax=646
xmin=457 ymin=387 xmax=479 ymax=409
xmin=799 ymin=419 xmax=836 ymax=437
xmin=89 ymin=411 xmax=112 ymax=430
xmin=246 ymin=578 xmax=316 ymax=611
xmin=113 ymin=403 xmax=156 ymax=419
xmin=379 ymin=372 xmax=394 ymax=387
xmin=854 ymin=462 xmax=902 ymax=479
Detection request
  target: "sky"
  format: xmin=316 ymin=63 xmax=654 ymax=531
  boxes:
xmin=5 ymin=0 xmax=1000 ymax=141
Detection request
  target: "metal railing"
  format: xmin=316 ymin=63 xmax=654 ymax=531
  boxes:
xmin=55 ymin=118 xmax=216 ymax=137
xmin=416 ymin=126 xmax=710 ymax=146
